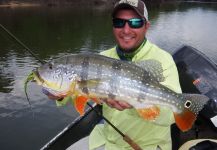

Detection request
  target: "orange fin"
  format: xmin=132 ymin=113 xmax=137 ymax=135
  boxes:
xmin=174 ymin=109 xmax=197 ymax=132
xmin=136 ymin=106 xmax=160 ymax=120
xmin=74 ymin=96 xmax=88 ymax=116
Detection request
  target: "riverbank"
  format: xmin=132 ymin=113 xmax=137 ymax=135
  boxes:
xmin=1 ymin=0 xmax=216 ymax=8
xmin=0 ymin=0 xmax=115 ymax=8
xmin=0 ymin=1 xmax=40 ymax=7
xmin=0 ymin=0 xmax=180 ymax=8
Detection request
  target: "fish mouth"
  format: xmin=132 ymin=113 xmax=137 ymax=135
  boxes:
xmin=32 ymin=69 xmax=69 ymax=98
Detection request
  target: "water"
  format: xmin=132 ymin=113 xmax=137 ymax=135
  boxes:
xmin=0 ymin=2 xmax=217 ymax=150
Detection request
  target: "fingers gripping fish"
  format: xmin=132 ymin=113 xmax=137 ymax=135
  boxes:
xmin=26 ymin=53 xmax=209 ymax=132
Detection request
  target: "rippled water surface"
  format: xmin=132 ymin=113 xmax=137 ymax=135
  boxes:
xmin=0 ymin=2 xmax=217 ymax=150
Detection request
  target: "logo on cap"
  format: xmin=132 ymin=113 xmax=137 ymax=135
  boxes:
xmin=119 ymin=0 xmax=139 ymax=7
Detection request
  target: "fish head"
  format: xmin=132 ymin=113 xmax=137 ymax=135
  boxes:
xmin=32 ymin=61 xmax=78 ymax=98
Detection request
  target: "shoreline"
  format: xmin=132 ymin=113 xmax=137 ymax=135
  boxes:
xmin=0 ymin=2 xmax=41 ymax=8
xmin=1 ymin=0 xmax=216 ymax=8
xmin=0 ymin=0 xmax=115 ymax=8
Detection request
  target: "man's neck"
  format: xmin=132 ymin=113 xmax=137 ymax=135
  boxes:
xmin=116 ymin=38 xmax=147 ymax=61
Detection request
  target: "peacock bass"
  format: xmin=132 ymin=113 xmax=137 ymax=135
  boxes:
xmin=25 ymin=53 xmax=209 ymax=132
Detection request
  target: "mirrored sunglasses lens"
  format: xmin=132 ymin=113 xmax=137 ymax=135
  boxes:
xmin=113 ymin=19 xmax=125 ymax=28
xmin=129 ymin=19 xmax=144 ymax=28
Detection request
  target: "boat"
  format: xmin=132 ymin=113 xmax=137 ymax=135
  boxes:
xmin=40 ymin=45 xmax=217 ymax=150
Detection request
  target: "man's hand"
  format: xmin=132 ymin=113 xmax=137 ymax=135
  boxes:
xmin=105 ymin=99 xmax=133 ymax=111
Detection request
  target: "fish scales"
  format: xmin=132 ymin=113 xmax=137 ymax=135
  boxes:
xmin=63 ymin=54 xmax=184 ymax=113
xmin=31 ymin=53 xmax=209 ymax=132
xmin=71 ymin=54 xmax=148 ymax=100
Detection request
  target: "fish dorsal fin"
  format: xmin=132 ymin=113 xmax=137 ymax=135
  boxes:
xmin=135 ymin=59 xmax=165 ymax=82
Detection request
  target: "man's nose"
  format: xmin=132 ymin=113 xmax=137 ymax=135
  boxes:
xmin=122 ymin=23 xmax=131 ymax=33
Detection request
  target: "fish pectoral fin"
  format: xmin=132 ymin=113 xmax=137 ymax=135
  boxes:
xmin=74 ymin=95 xmax=89 ymax=116
xmin=136 ymin=106 xmax=160 ymax=120
xmin=174 ymin=109 xmax=196 ymax=132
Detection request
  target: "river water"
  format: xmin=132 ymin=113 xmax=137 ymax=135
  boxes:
xmin=0 ymin=2 xmax=217 ymax=150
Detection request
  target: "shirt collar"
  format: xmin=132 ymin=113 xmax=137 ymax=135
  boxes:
xmin=116 ymin=38 xmax=147 ymax=61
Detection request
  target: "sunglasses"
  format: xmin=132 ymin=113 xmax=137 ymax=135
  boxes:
xmin=112 ymin=18 xmax=145 ymax=29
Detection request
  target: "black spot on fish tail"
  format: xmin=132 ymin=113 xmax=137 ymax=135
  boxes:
xmin=182 ymin=93 xmax=209 ymax=115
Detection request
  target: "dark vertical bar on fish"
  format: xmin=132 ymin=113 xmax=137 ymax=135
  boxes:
xmin=94 ymin=59 xmax=103 ymax=93
xmin=80 ymin=56 xmax=90 ymax=94
xmin=108 ymin=61 xmax=122 ymax=99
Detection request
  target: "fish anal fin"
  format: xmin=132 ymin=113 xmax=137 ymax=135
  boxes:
xmin=74 ymin=96 xmax=88 ymax=116
xmin=174 ymin=109 xmax=196 ymax=132
xmin=136 ymin=106 xmax=160 ymax=120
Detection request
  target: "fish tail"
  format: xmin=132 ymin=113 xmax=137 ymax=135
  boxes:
xmin=174 ymin=109 xmax=196 ymax=132
xmin=174 ymin=94 xmax=209 ymax=132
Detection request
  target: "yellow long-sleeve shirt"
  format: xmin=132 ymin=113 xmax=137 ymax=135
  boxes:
xmin=89 ymin=40 xmax=182 ymax=150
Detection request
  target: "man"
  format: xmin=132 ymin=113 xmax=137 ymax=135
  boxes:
xmin=67 ymin=0 xmax=182 ymax=149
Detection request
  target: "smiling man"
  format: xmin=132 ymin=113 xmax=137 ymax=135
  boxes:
xmin=112 ymin=4 xmax=149 ymax=53
xmin=67 ymin=0 xmax=182 ymax=150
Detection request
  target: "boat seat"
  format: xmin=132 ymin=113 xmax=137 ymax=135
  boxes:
xmin=178 ymin=139 xmax=217 ymax=150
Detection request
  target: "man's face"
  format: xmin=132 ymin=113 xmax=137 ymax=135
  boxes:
xmin=113 ymin=9 xmax=149 ymax=52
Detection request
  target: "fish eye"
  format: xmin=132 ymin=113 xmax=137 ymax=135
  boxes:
xmin=48 ymin=63 xmax=53 ymax=69
xmin=184 ymin=100 xmax=192 ymax=108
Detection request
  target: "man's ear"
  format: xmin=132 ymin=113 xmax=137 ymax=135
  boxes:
xmin=143 ymin=21 xmax=150 ymax=34
xmin=145 ymin=21 xmax=150 ymax=30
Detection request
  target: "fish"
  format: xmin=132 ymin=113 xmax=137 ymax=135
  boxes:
xmin=26 ymin=53 xmax=209 ymax=132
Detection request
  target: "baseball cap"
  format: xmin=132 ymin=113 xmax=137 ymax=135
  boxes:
xmin=112 ymin=0 xmax=148 ymax=21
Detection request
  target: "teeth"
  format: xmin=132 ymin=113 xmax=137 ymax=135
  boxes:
xmin=123 ymin=37 xmax=132 ymax=40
